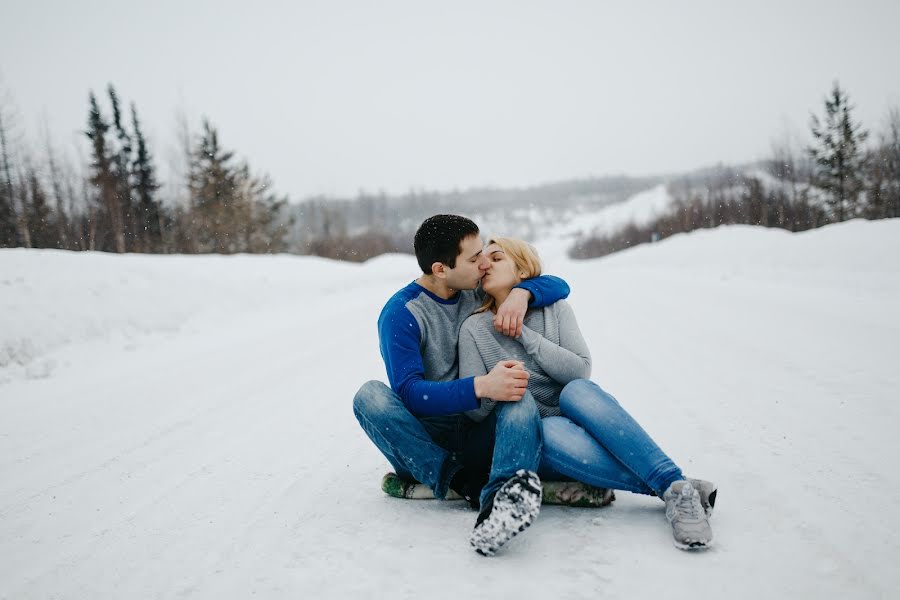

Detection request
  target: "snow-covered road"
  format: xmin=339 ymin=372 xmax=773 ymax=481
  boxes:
xmin=2 ymin=220 xmax=898 ymax=599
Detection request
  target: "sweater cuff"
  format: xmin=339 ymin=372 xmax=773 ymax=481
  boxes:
xmin=518 ymin=325 xmax=541 ymax=353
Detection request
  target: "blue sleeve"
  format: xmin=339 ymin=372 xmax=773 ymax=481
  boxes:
xmin=377 ymin=301 xmax=479 ymax=417
xmin=515 ymin=274 xmax=570 ymax=308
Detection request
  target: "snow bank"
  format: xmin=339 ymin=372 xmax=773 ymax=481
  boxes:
xmin=0 ymin=249 xmax=415 ymax=377
xmin=590 ymin=218 xmax=899 ymax=281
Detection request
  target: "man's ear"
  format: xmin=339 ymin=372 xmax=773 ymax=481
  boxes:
xmin=431 ymin=262 xmax=448 ymax=279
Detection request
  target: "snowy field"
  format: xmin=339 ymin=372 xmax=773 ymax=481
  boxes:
xmin=1 ymin=219 xmax=899 ymax=599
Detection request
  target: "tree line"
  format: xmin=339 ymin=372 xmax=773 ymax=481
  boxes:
xmin=5 ymin=81 xmax=895 ymax=261
xmin=570 ymin=82 xmax=900 ymax=260
xmin=0 ymin=84 xmax=290 ymax=254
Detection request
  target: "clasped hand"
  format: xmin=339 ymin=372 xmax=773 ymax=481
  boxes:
xmin=474 ymin=360 xmax=529 ymax=402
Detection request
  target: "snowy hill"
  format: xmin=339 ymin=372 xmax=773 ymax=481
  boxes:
xmin=1 ymin=220 xmax=899 ymax=599
xmin=546 ymin=183 xmax=676 ymax=239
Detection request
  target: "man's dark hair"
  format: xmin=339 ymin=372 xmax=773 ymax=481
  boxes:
xmin=414 ymin=214 xmax=480 ymax=274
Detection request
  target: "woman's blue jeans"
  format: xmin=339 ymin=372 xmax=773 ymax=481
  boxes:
xmin=353 ymin=380 xmax=542 ymax=508
xmin=537 ymin=379 xmax=683 ymax=497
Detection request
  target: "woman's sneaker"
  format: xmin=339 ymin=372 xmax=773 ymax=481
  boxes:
xmin=469 ymin=470 xmax=542 ymax=556
xmin=663 ymin=480 xmax=714 ymax=550
xmin=688 ymin=478 xmax=717 ymax=517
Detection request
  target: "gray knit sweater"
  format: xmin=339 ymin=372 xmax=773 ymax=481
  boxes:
xmin=458 ymin=300 xmax=592 ymax=420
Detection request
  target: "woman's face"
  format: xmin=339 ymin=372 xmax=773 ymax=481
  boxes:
xmin=482 ymin=243 xmax=521 ymax=296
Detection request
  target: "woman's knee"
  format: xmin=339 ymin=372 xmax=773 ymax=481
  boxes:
xmin=541 ymin=416 xmax=601 ymax=467
xmin=560 ymin=379 xmax=619 ymax=417
xmin=541 ymin=416 xmax=574 ymax=447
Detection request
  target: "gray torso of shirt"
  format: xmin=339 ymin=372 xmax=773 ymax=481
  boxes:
xmin=404 ymin=287 xmax=482 ymax=383
xmin=458 ymin=300 xmax=591 ymax=419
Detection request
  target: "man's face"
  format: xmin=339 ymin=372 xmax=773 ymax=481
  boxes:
xmin=442 ymin=234 xmax=489 ymax=291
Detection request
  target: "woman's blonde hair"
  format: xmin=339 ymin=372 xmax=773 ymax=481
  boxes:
xmin=476 ymin=237 xmax=543 ymax=314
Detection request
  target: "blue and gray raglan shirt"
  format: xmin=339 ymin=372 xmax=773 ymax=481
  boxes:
xmin=377 ymin=276 xmax=570 ymax=417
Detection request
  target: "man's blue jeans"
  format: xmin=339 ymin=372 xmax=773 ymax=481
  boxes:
xmin=538 ymin=379 xmax=684 ymax=497
xmin=353 ymin=380 xmax=542 ymax=508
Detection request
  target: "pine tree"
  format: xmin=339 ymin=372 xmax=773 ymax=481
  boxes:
xmin=186 ymin=119 xmax=291 ymax=254
xmin=130 ymin=102 xmax=162 ymax=252
xmin=808 ymin=82 xmax=868 ymax=222
xmin=86 ymin=92 xmax=124 ymax=252
xmin=108 ymin=85 xmax=135 ymax=250
xmin=237 ymin=167 xmax=290 ymax=253
xmin=189 ymin=119 xmax=238 ymax=253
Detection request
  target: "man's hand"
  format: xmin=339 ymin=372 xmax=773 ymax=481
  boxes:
xmin=494 ymin=287 xmax=530 ymax=337
xmin=474 ymin=360 xmax=529 ymax=401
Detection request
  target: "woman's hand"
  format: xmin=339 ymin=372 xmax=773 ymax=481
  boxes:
xmin=474 ymin=360 xmax=530 ymax=401
xmin=494 ymin=288 xmax=530 ymax=337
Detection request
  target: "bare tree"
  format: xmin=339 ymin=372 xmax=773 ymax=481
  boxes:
xmin=42 ymin=120 xmax=72 ymax=249
xmin=0 ymin=80 xmax=21 ymax=247
xmin=876 ymin=106 xmax=900 ymax=218
xmin=164 ymin=104 xmax=194 ymax=252
xmin=769 ymin=130 xmax=803 ymax=228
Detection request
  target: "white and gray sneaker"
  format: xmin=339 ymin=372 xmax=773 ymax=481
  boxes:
xmin=469 ymin=469 xmax=542 ymax=556
xmin=664 ymin=480 xmax=714 ymax=550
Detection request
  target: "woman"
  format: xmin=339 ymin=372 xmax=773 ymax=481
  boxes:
xmin=458 ymin=237 xmax=717 ymax=550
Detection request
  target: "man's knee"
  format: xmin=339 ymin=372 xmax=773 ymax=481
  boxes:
xmin=496 ymin=390 xmax=540 ymax=424
xmin=353 ymin=380 xmax=399 ymax=421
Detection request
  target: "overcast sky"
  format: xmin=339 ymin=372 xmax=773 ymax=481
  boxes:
xmin=2 ymin=0 xmax=899 ymax=200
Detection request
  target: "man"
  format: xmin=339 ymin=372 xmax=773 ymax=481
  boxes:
xmin=353 ymin=214 xmax=570 ymax=556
